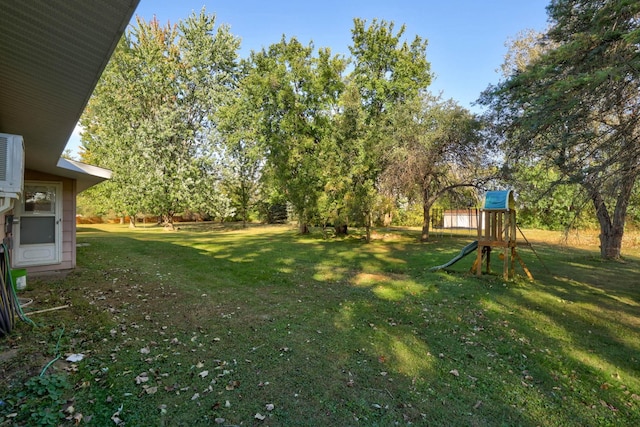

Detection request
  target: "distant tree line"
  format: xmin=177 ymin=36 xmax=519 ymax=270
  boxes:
xmin=79 ymin=0 xmax=640 ymax=258
xmin=79 ymin=9 xmax=488 ymax=241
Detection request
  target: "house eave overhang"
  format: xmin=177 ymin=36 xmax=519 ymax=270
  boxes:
xmin=55 ymin=158 xmax=112 ymax=193
xmin=0 ymin=1 xmax=140 ymax=175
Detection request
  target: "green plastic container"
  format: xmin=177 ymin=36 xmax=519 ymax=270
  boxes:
xmin=11 ymin=268 xmax=26 ymax=292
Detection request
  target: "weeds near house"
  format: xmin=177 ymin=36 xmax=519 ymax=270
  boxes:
xmin=19 ymin=373 xmax=71 ymax=426
xmin=1 ymin=224 xmax=639 ymax=426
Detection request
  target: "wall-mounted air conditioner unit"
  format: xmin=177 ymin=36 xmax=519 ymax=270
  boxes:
xmin=0 ymin=133 xmax=24 ymax=196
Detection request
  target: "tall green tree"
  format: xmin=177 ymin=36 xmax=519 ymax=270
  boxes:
xmin=80 ymin=10 xmax=240 ymax=228
xmin=241 ymin=37 xmax=346 ymax=233
xmin=480 ymin=0 xmax=640 ymax=259
xmin=347 ymin=18 xmax=432 ymax=241
xmin=495 ymin=28 xmax=590 ymax=231
xmin=319 ymin=81 xmax=367 ymax=235
xmin=382 ymin=94 xmax=487 ymax=241
xmin=216 ymin=103 xmax=265 ymax=226
xmin=216 ymin=59 xmax=268 ymax=227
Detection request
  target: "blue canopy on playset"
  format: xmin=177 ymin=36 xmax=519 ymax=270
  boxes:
xmin=482 ymin=190 xmax=515 ymax=211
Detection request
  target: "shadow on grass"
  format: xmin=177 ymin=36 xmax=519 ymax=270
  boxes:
xmin=3 ymin=225 xmax=637 ymax=426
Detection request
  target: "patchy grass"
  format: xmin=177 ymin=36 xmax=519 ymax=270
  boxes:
xmin=1 ymin=224 xmax=639 ymax=426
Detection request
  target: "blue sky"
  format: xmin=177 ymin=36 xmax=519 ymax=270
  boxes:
xmin=67 ymin=0 xmax=550 ymax=155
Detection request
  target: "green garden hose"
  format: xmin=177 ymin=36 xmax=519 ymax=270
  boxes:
xmin=40 ymin=326 xmax=64 ymax=376
xmin=0 ymin=242 xmax=36 ymax=337
xmin=0 ymin=262 xmax=15 ymax=336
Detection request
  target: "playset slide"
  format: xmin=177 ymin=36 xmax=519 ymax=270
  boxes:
xmin=429 ymin=240 xmax=478 ymax=272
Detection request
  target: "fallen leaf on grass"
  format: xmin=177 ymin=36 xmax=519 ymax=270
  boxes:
xmin=266 ymin=403 xmax=275 ymax=411
xmin=73 ymin=413 xmax=84 ymax=425
xmin=600 ymin=400 xmax=618 ymax=411
xmin=143 ymin=386 xmax=158 ymax=395
xmin=199 ymin=370 xmax=209 ymax=378
xmin=111 ymin=404 xmax=124 ymax=426
xmin=255 ymin=413 xmax=266 ymax=420
xmin=449 ymin=369 xmax=460 ymax=377
xmin=226 ymin=380 xmax=240 ymax=390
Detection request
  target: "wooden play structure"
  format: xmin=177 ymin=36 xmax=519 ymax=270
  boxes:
xmin=473 ymin=190 xmax=533 ymax=280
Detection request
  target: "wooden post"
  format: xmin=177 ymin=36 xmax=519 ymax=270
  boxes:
xmin=490 ymin=212 xmax=497 ymax=242
xmin=503 ymin=248 xmax=509 ymax=280
xmin=516 ymin=253 xmax=534 ymax=280
xmin=475 ymin=246 xmax=483 ymax=276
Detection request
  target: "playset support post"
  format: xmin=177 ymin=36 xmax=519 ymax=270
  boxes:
xmin=473 ymin=190 xmax=532 ymax=281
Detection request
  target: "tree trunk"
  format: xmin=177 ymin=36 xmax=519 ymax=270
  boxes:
xmin=382 ymin=212 xmax=392 ymax=227
xmin=421 ymin=188 xmax=434 ymax=242
xmin=163 ymin=213 xmax=175 ymax=231
xmin=365 ymin=212 xmax=371 ymax=243
xmin=297 ymin=209 xmax=310 ymax=234
xmin=128 ymin=216 xmax=136 ymax=229
xmin=590 ymin=178 xmax=634 ymax=259
xmin=421 ymin=204 xmax=431 ymax=242
xmin=599 ymin=222 xmax=623 ymax=259
xmin=240 ymin=183 xmax=248 ymax=228
xmin=334 ymin=224 xmax=348 ymax=236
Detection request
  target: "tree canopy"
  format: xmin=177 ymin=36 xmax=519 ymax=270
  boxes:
xmin=382 ymin=94 xmax=488 ymax=241
xmin=80 ymin=10 xmax=240 ymax=227
xmin=217 ymin=18 xmax=439 ymax=238
xmin=233 ymin=37 xmax=346 ymax=233
xmin=80 ymin=10 xmax=502 ymax=242
xmin=480 ymin=0 xmax=640 ymax=259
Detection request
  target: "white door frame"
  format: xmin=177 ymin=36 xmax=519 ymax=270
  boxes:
xmin=14 ymin=181 xmax=63 ymax=267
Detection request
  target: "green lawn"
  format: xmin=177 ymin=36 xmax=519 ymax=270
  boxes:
xmin=1 ymin=224 xmax=639 ymax=426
